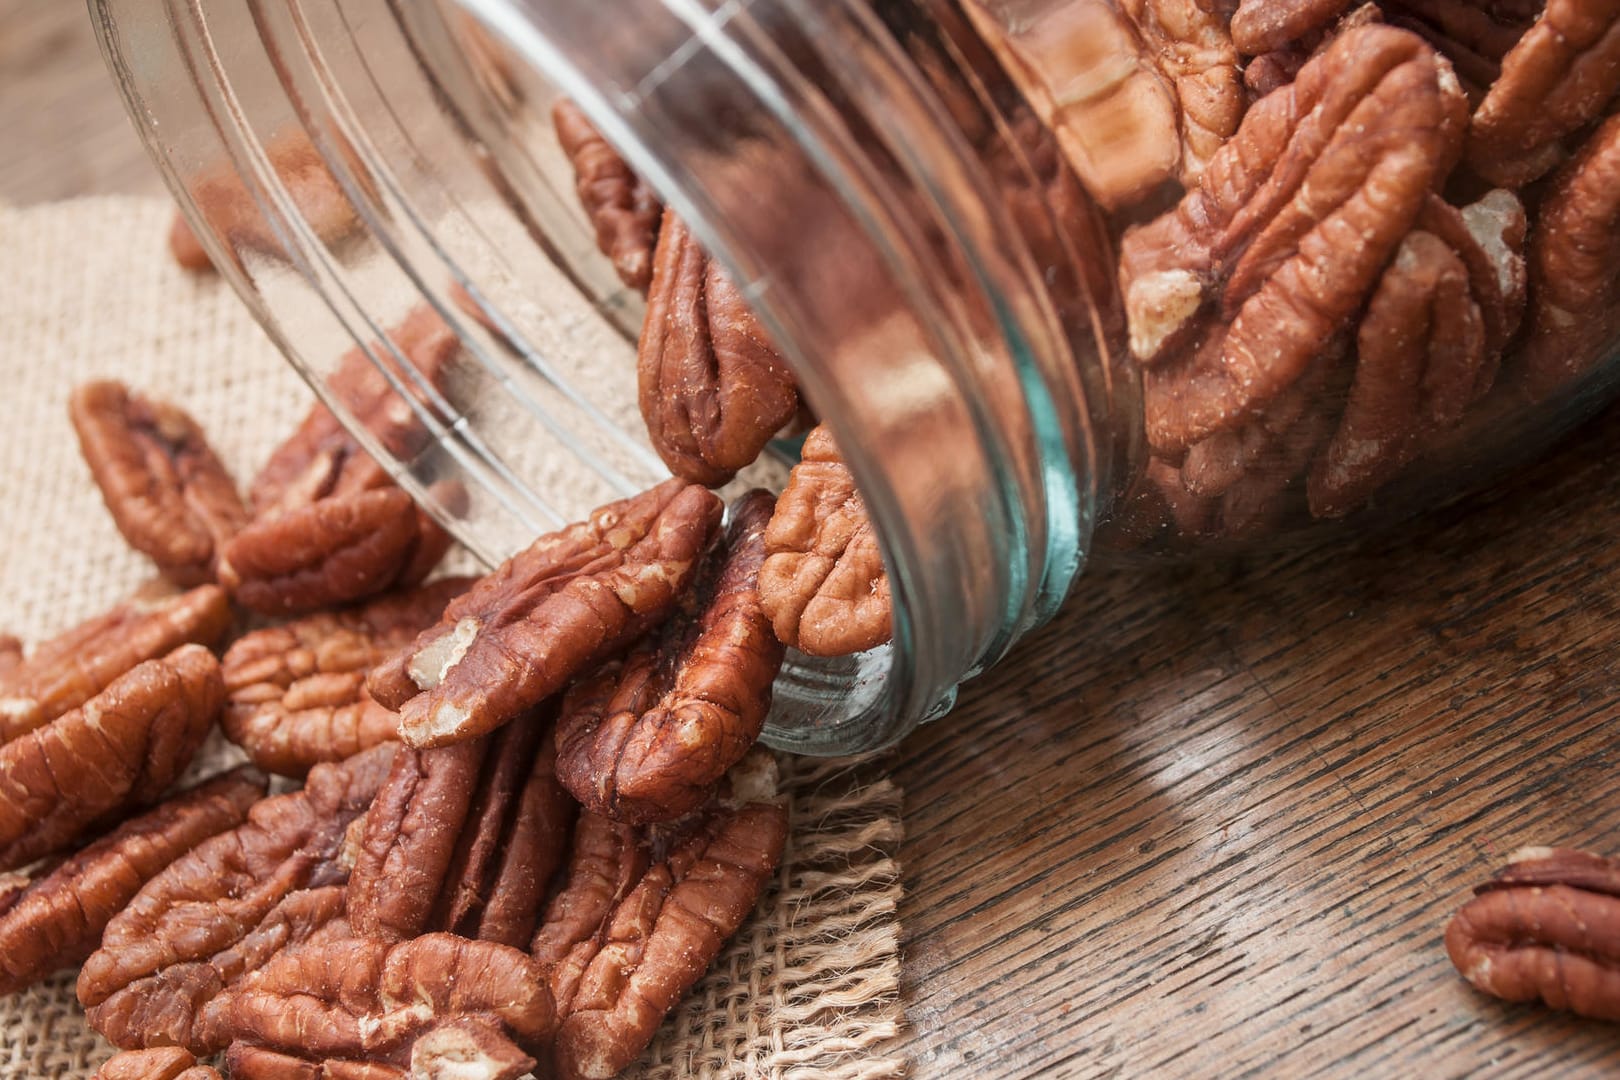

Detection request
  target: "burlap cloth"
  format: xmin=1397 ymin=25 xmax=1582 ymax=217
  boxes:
xmin=0 ymin=197 xmax=907 ymax=1079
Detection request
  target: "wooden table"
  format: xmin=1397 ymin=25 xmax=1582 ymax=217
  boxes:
xmin=5 ymin=7 xmax=1617 ymax=1076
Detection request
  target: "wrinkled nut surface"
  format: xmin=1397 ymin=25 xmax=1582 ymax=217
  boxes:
xmin=92 ymin=1047 xmax=220 ymax=1080
xmin=0 ymin=582 xmax=230 ymax=745
xmin=1231 ymin=0 xmax=1352 ymax=55
xmin=532 ymin=812 xmax=649 ymax=1013
xmin=759 ymin=426 xmax=892 ymax=656
xmin=221 ymin=577 xmax=472 ymax=776
xmin=1523 ymin=115 xmax=1620 ymax=400
xmin=70 ymin=381 xmax=249 ymax=586
xmin=1121 ymin=26 xmax=1467 ymax=452
xmin=553 ymin=751 xmax=788 ymax=1080
xmin=1469 ymin=0 xmax=1620 ymax=187
xmin=1446 ymin=847 xmax=1620 ymax=1022
xmin=227 ymin=1017 xmax=535 ymax=1080
xmin=553 ymin=100 xmax=663 ymax=293
xmin=0 ymin=644 xmax=221 ymax=874
xmin=79 ymin=744 xmax=396 ymax=1054
xmin=557 ymin=489 xmax=783 ymax=823
xmin=961 ymin=0 xmax=1182 ymax=209
xmin=224 ymin=933 xmax=555 ymax=1067
xmin=638 ymin=210 xmax=801 ymax=487
xmin=370 ymin=478 xmax=722 ymax=748
xmin=1120 ymin=0 xmax=1244 ymax=182
xmin=0 ymin=766 xmax=264 ymax=996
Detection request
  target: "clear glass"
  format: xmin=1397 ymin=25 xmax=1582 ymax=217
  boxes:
xmin=91 ymin=0 xmax=1620 ymax=752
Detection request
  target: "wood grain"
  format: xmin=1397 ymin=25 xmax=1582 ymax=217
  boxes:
xmin=4 ymin=7 xmax=1618 ymax=1077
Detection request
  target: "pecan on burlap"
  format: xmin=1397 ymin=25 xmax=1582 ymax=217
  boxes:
xmin=532 ymin=812 xmax=650 ymax=1012
xmin=221 ymin=306 xmax=457 ymax=615
xmin=368 ymin=478 xmax=722 ymax=748
xmin=91 ymin=1047 xmax=220 ymax=1080
xmin=1308 ymin=190 xmax=1527 ymax=516
xmin=0 ymin=582 xmax=229 ymax=745
xmin=0 ymin=644 xmax=221 ymax=873
xmin=1447 ymin=846 xmax=1620 ymax=1022
xmin=0 ymin=766 xmax=264 ymax=995
xmin=758 ymin=426 xmax=891 ymax=656
xmin=1119 ymin=0 xmax=1244 ymax=181
xmin=552 ymin=751 xmax=788 ymax=1080
xmin=960 ymin=0 xmax=1183 ymax=209
xmin=1522 ymin=115 xmax=1620 ymax=400
xmin=1120 ymin=26 xmax=1467 ymax=452
xmin=1468 ymin=0 xmax=1620 ymax=188
xmin=638 ymin=210 xmax=800 ymax=487
xmin=556 ymin=490 xmax=782 ymax=824
xmin=78 ymin=744 xmax=396 ymax=1054
xmin=346 ymin=711 xmax=572 ymax=947
xmin=221 ymin=576 xmax=472 ymax=776
xmin=222 ymin=935 xmax=555 ymax=1079
xmin=70 ymin=381 xmax=249 ymax=586
xmin=553 ymin=100 xmax=663 ymax=294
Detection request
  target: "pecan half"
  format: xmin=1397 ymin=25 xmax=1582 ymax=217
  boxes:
xmin=553 ymin=752 xmax=788 ymax=1080
xmin=638 ymin=210 xmax=800 ymax=487
xmin=221 ymin=577 xmax=472 ymax=776
xmin=532 ymin=813 xmax=649 ymax=1012
xmin=1446 ymin=846 xmax=1620 ymax=1022
xmin=78 ymin=744 xmax=396 ymax=1053
xmin=223 ymin=934 xmax=554 ymax=1073
xmin=759 ymin=426 xmax=891 ymax=656
xmin=223 ymin=307 xmax=457 ymax=615
xmin=1309 ymin=191 xmax=1526 ymax=516
xmin=1522 ymin=115 xmax=1620 ymax=400
xmin=0 ymin=766 xmax=264 ymax=995
xmin=0 ymin=644 xmax=221 ymax=873
xmin=1469 ymin=0 xmax=1620 ymax=187
xmin=553 ymin=100 xmax=663 ymax=293
xmin=369 ymin=478 xmax=722 ymax=748
xmin=1231 ymin=0 xmax=1352 ymax=55
xmin=1382 ymin=0 xmax=1535 ymax=101
xmin=1121 ymin=26 xmax=1467 ymax=451
xmin=227 ymin=1018 xmax=534 ymax=1080
xmin=0 ymin=582 xmax=230 ymax=744
xmin=70 ymin=381 xmax=249 ymax=586
xmin=92 ymin=1048 xmax=220 ymax=1080
xmin=347 ymin=711 xmax=571 ymax=947
xmin=1119 ymin=0 xmax=1244 ymax=182
xmin=960 ymin=0 xmax=1182 ymax=209
xmin=556 ymin=490 xmax=782 ymax=823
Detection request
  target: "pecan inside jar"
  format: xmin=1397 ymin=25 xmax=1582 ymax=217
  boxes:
xmin=553 ymin=99 xmax=663 ymax=294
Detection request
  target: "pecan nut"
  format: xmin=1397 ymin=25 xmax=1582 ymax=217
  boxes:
xmin=369 ymin=478 xmax=722 ymax=748
xmin=532 ymin=812 xmax=649 ymax=1013
xmin=70 ymin=381 xmax=249 ymax=586
xmin=0 ymin=766 xmax=264 ymax=995
xmin=226 ymin=1018 xmax=534 ymax=1080
xmin=1382 ymin=0 xmax=1534 ymax=101
xmin=222 ymin=934 xmax=555 ymax=1073
xmin=759 ymin=426 xmax=892 ymax=656
xmin=0 ymin=582 xmax=230 ymax=744
xmin=1121 ymin=26 xmax=1467 ymax=451
xmin=553 ymin=100 xmax=663 ymax=293
xmin=92 ymin=1048 xmax=220 ymax=1080
xmin=1231 ymin=0 xmax=1352 ymax=55
xmin=1446 ymin=846 xmax=1620 ymax=1022
xmin=1119 ymin=0 xmax=1244 ymax=182
xmin=78 ymin=744 xmax=396 ymax=1054
xmin=0 ymin=644 xmax=221 ymax=873
xmin=221 ymin=577 xmax=473 ymax=776
xmin=638 ymin=210 xmax=800 ymax=487
xmin=1469 ymin=0 xmax=1620 ymax=187
xmin=556 ymin=490 xmax=783 ymax=823
xmin=552 ymin=751 xmax=788 ymax=1080
xmin=347 ymin=711 xmax=572 ymax=947
xmin=960 ymin=0 xmax=1182 ymax=209
xmin=1522 ymin=115 xmax=1620 ymax=401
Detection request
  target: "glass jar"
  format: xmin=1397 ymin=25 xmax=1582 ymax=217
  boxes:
xmin=92 ymin=0 xmax=1620 ymax=754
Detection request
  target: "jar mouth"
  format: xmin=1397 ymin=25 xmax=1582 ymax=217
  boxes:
xmin=94 ymin=0 xmax=1105 ymax=753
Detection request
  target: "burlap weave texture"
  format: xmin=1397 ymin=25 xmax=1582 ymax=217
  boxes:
xmin=0 ymin=196 xmax=906 ymax=1079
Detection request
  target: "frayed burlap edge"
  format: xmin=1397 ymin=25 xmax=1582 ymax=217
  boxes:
xmin=0 ymin=196 xmax=908 ymax=1079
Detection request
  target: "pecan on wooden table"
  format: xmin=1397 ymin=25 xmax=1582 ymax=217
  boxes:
xmin=759 ymin=425 xmax=892 ymax=656
xmin=553 ymin=100 xmax=663 ymax=294
xmin=221 ymin=576 xmax=472 ymax=776
xmin=1447 ymin=846 xmax=1620 ymax=1022
xmin=70 ymin=381 xmax=249 ymax=586
xmin=369 ymin=478 xmax=722 ymax=748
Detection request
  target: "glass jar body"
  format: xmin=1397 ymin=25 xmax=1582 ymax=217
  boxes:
xmin=92 ymin=0 xmax=1620 ymax=753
